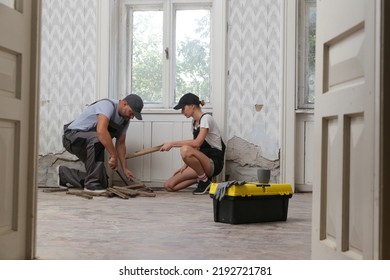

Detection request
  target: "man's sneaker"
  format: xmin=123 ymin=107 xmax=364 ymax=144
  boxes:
xmin=193 ymin=179 xmax=211 ymax=195
xmin=56 ymin=165 xmax=67 ymax=187
xmin=84 ymin=186 xmax=107 ymax=193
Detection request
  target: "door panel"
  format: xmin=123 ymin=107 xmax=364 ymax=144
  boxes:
xmin=0 ymin=0 xmax=39 ymax=259
xmin=312 ymin=0 xmax=378 ymax=259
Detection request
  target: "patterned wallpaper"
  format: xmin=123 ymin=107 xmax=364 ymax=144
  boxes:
xmin=227 ymin=0 xmax=282 ymax=160
xmin=39 ymin=0 xmax=97 ymax=155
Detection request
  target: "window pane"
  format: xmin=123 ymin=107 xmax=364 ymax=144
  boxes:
xmin=305 ymin=5 xmax=316 ymax=105
xmin=297 ymin=0 xmax=316 ymax=109
xmin=131 ymin=11 xmax=163 ymax=104
xmin=175 ymin=9 xmax=211 ymax=104
xmin=0 ymin=0 xmax=15 ymax=9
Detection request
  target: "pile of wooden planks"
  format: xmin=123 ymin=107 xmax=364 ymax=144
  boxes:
xmin=42 ymin=183 xmax=156 ymax=200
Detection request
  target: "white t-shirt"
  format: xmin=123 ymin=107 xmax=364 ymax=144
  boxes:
xmin=195 ymin=113 xmax=222 ymax=151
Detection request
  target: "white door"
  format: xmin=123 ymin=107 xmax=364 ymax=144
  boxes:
xmin=0 ymin=0 xmax=39 ymax=259
xmin=311 ymin=0 xmax=379 ymax=259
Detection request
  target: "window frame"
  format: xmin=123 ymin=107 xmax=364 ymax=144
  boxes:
xmin=296 ymin=0 xmax=316 ymax=110
xmin=117 ymin=0 xmax=213 ymax=110
xmin=172 ymin=5 xmax=212 ymax=107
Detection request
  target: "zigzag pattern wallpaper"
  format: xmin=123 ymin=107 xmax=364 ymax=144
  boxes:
xmin=227 ymin=0 xmax=282 ymax=160
xmin=39 ymin=0 xmax=97 ymax=155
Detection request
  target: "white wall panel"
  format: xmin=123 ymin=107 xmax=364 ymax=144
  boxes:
xmin=123 ymin=114 xmax=192 ymax=182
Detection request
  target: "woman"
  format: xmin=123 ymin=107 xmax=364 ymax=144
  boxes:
xmin=160 ymin=93 xmax=225 ymax=194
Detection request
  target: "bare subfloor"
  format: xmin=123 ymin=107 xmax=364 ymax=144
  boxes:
xmin=36 ymin=188 xmax=312 ymax=260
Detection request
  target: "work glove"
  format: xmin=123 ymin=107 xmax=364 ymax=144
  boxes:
xmin=214 ymin=180 xmax=246 ymax=201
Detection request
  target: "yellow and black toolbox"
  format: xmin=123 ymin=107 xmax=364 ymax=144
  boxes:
xmin=209 ymin=182 xmax=293 ymax=224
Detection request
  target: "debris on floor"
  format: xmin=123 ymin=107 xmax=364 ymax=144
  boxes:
xmin=40 ymin=184 xmax=156 ymax=200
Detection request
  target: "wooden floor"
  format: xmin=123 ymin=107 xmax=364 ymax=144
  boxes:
xmin=36 ymin=188 xmax=312 ymax=260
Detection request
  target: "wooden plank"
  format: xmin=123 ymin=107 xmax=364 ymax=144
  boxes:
xmin=125 ymin=145 xmax=162 ymax=159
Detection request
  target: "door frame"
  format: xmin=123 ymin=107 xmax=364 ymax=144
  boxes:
xmin=0 ymin=0 xmax=40 ymax=259
xmin=282 ymin=0 xmax=316 ymax=193
xmin=281 ymin=0 xmax=297 ymax=190
xmin=27 ymin=0 xmax=41 ymax=259
xmin=380 ymin=0 xmax=390 ymax=259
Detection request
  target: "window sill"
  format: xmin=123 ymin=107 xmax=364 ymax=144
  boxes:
xmin=141 ymin=108 xmax=213 ymax=115
xmin=295 ymin=108 xmax=314 ymax=114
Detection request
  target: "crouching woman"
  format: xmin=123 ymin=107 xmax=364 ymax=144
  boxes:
xmin=160 ymin=93 xmax=225 ymax=195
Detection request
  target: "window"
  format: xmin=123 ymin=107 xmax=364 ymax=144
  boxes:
xmin=131 ymin=10 xmax=164 ymax=104
xmin=120 ymin=0 xmax=212 ymax=108
xmin=175 ymin=9 xmax=211 ymax=104
xmin=0 ymin=0 xmax=15 ymax=9
xmin=297 ymin=0 xmax=316 ymax=109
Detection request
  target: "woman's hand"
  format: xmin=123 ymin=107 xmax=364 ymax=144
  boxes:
xmin=160 ymin=142 xmax=173 ymax=151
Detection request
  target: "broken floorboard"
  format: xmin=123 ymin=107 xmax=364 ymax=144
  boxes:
xmin=40 ymin=180 xmax=156 ymax=199
xmin=65 ymin=187 xmax=156 ymax=199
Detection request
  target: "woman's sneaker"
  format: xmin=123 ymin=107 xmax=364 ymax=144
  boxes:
xmin=193 ymin=179 xmax=211 ymax=195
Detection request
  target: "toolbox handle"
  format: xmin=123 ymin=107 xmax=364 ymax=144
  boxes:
xmin=256 ymin=183 xmax=271 ymax=187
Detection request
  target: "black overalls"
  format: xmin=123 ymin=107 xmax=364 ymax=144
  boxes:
xmin=193 ymin=114 xmax=226 ymax=178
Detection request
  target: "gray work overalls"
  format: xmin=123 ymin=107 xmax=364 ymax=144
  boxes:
xmin=61 ymin=99 xmax=128 ymax=190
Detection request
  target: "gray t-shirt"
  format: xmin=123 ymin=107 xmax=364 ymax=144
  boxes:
xmin=68 ymin=99 xmax=129 ymax=136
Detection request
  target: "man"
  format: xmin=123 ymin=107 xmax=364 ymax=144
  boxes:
xmin=58 ymin=94 xmax=143 ymax=192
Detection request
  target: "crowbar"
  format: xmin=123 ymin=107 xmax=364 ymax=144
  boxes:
xmin=115 ymin=169 xmax=149 ymax=190
xmin=116 ymin=170 xmax=130 ymax=185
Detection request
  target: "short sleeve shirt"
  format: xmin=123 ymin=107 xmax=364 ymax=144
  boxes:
xmin=198 ymin=114 xmax=222 ymax=151
xmin=68 ymin=99 xmax=129 ymax=135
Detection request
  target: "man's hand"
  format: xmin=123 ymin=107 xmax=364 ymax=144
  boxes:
xmin=108 ymin=156 xmax=118 ymax=170
xmin=123 ymin=168 xmax=135 ymax=180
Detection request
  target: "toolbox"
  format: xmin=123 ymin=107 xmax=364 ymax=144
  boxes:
xmin=209 ymin=182 xmax=293 ymax=224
